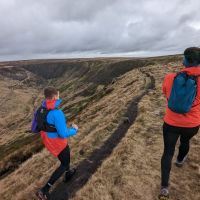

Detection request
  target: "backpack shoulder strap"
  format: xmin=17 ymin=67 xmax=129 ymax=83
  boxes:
xmin=36 ymin=106 xmax=57 ymax=132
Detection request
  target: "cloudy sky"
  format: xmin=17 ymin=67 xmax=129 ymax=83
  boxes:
xmin=0 ymin=0 xmax=200 ymax=61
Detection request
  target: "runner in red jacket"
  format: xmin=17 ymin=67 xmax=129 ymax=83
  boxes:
xmin=36 ymin=87 xmax=78 ymax=200
xmin=159 ymin=47 xmax=200 ymax=199
xmin=163 ymin=67 xmax=200 ymax=127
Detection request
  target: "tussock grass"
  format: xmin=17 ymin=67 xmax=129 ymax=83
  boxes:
xmin=0 ymin=64 xmax=147 ymax=199
xmin=0 ymin=135 xmax=43 ymax=178
xmin=2 ymin=56 xmax=199 ymax=200
xmin=74 ymin=63 xmax=200 ymax=200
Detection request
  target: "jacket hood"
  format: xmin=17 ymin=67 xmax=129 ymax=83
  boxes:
xmin=181 ymin=67 xmax=200 ymax=76
xmin=42 ymin=99 xmax=62 ymax=110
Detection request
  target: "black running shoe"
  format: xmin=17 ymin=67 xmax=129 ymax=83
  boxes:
xmin=63 ymin=167 xmax=77 ymax=182
xmin=36 ymin=190 xmax=48 ymax=200
xmin=175 ymin=156 xmax=187 ymax=167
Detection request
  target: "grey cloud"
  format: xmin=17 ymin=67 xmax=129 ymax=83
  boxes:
xmin=0 ymin=0 xmax=200 ymax=60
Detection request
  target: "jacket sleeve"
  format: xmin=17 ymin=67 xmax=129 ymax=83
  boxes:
xmin=54 ymin=110 xmax=77 ymax=138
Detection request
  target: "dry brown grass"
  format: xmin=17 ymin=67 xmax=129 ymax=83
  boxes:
xmin=73 ymin=63 xmax=200 ymax=200
xmin=0 ymin=71 xmax=45 ymax=179
xmin=1 ymin=57 xmax=199 ymax=200
xmin=0 ymin=65 xmax=149 ymax=199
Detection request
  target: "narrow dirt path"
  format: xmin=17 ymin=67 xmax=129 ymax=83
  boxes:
xmin=49 ymin=72 xmax=155 ymax=200
xmin=72 ymin=65 xmax=200 ymax=200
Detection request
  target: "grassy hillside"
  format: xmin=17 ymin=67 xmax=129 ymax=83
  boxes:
xmin=0 ymin=55 xmax=199 ymax=200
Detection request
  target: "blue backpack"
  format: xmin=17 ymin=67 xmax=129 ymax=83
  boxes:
xmin=168 ymin=72 xmax=198 ymax=113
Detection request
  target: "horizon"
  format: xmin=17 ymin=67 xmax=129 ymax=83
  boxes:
xmin=0 ymin=50 xmax=183 ymax=63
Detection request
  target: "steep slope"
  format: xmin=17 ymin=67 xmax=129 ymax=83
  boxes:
xmin=1 ymin=56 xmax=199 ymax=200
xmin=0 ymin=62 xmax=150 ymax=200
xmin=0 ymin=57 xmax=153 ymax=179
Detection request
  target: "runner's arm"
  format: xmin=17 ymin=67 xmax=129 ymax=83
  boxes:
xmin=54 ymin=110 xmax=78 ymax=138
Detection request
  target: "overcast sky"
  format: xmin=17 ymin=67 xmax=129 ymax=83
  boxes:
xmin=0 ymin=0 xmax=200 ymax=61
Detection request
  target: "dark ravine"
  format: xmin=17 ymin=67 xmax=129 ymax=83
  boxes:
xmin=0 ymin=57 xmax=158 ymax=183
xmin=0 ymin=59 xmax=154 ymax=179
xmin=0 ymin=58 xmax=155 ymax=181
xmin=22 ymin=59 xmax=149 ymax=83
xmin=49 ymin=71 xmax=155 ymax=200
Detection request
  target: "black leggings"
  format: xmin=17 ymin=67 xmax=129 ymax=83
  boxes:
xmin=161 ymin=122 xmax=199 ymax=187
xmin=48 ymin=146 xmax=70 ymax=185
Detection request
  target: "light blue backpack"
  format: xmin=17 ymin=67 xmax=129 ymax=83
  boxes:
xmin=168 ymin=72 xmax=198 ymax=113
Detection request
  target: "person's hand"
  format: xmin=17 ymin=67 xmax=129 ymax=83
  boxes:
xmin=72 ymin=123 xmax=78 ymax=130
